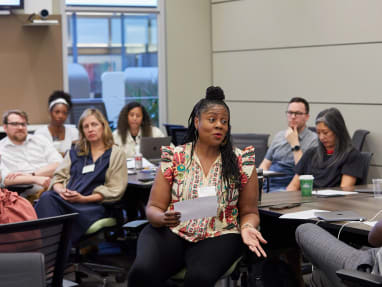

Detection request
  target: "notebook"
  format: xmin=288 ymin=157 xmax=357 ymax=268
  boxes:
xmin=140 ymin=136 xmax=172 ymax=161
xmin=314 ymin=210 xmax=366 ymax=222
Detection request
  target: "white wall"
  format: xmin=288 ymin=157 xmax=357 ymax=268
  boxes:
xmin=24 ymin=0 xmax=53 ymax=14
xmin=211 ymin=0 xmax=382 ymax=180
xmin=165 ymin=0 xmax=212 ymax=126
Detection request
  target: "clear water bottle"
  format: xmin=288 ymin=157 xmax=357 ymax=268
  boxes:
xmin=134 ymin=146 xmax=143 ymax=170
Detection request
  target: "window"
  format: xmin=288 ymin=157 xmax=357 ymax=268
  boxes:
xmin=66 ymin=1 xmax=162 ymax=127
xmin=66 ymin=0 xmax=157 ymax=7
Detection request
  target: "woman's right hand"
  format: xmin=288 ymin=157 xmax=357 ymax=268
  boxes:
xmin=160 ymin=211 xmax=181 ymax=228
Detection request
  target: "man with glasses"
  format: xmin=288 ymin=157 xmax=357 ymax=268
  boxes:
xmin=259 ymin=98 xmax=317 ymax=191
xmin=0 ymin=109 xmax=62 ymax=199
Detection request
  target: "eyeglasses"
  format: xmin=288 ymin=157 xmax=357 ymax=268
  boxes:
xmin=7 ymin=122 xmax=27 ymax=127
xmin=285 ymin=111 xmax=306 ymax=117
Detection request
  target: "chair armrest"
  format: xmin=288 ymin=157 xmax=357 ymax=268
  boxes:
xmin=102 ymin=200 xmax=126 ymax=210
xmin=102 ymin=201 xmax=120 ymax=208
xmin=123 ymin=219 xmax=148 ymax=230
xmin=336 ymin=269 xmax=382 ymax=286
xmin=102 ymin=201 xmax=125 ymax=226
xmin=5 ymin=184 xmax=33 ymax=193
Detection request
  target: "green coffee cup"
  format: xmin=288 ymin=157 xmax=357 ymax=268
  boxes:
xmin=299 ymin=175 xmax=314 ymax=197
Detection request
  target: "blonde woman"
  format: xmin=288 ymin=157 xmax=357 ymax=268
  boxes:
xmin=35 ymin=108 xmax=127 ymax=244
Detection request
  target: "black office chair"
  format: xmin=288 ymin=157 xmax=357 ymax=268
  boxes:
xmin=0 ymin=253 xmax=46 ymax=287
xmin=0 ymin=213 xmax=77 ymax=287
xmin=358 ymin=152 xmax=373 ymax=185
xmin=231 ymin=133 xmax=270 ymax=167
xmin=70 ymin=98 xmax=113 ymax=127
xmin=73 ymin=200 xmax=127 ymax=285
xmin=163 ymin=123 xmax=185 ymax=144
xmin=5 ymin=184 xmax=33 ymax=193
xmin=337 ymin=269 xmax=382 ymax=286
xmin=308 ymin=126 xmax=317 ymax=133
xmin=171 ymin=127 xmax=188 ymax=146
xmin=352 ymin=129 xmax=370 ymax=151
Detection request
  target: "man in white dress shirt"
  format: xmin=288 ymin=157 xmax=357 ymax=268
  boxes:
xmin=0 ymin=110 xmax=62 ymax=198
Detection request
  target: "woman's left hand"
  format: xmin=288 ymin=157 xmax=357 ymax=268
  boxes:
xmin=241 ymin=227 xmax=267 ymax=257
xmin=59 ymin=189 xmax=86 ymax=203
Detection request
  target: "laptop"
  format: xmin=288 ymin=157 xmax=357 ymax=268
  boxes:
xmin=314 ymin=210 xmax=366 ymax=222
xmin=354 ymin=188 xmax=374 ymax=193
xmin=140 ymin=136 xmax=172 ymax=162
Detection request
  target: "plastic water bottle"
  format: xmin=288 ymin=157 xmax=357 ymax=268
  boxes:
xmin=134 ymin=146 xmax=143 ymax=170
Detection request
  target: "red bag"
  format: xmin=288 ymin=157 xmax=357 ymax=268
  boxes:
xmin=0 ymin=188 xmax=37 ymax=224
xmin=0 ymin=189 xmax=39 ymax=252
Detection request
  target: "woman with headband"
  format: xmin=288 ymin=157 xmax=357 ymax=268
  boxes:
xmin=35 ymin=91 xmax=79 ymax=156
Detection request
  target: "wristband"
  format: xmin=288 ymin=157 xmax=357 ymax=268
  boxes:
xmin=241 ymin=222 xmax=255 ymax=230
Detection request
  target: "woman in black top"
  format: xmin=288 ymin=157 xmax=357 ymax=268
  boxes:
xmin=287 ymin=108 xmax=364 ymax=190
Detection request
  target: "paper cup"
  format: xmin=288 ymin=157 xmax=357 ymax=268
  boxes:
xmin=299 ymin=175 xmax=314 ymax=197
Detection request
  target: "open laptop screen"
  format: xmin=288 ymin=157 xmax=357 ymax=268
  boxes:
xmin=140 ymin=136 xmax=172 ymax=160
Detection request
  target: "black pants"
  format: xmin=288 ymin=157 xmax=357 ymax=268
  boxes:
xmin=128 ymin=225 xmax=243 ymax=287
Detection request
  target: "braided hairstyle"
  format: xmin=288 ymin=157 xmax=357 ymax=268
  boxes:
xmin=184 ymin=86 xmax=241 ymax=188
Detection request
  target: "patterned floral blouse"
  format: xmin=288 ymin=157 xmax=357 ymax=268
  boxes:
xmin=161 ymin=142 xmax=256 ymax=242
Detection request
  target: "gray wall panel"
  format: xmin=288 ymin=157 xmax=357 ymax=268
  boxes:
xmin=213 ymin=0 xmax=382 ymax=51
xmin=213 ymin=44 xmax=382 ymax=104
xmin=166 ymin=0 xmax=212 ymax=126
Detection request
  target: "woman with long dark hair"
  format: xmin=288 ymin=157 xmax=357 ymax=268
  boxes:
xmin=287 ymin=107 xmax=364 ymax=190
xmin=35 ymin=91 xmax=79 ymax=156
xmin=113 ymin=101 xmax=164 ymax=157
xmin=128 ymin=86 xmax=266 ymax=287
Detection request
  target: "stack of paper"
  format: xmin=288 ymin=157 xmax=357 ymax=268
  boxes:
xmin=312 ymin=190 xmax=358 ymax=197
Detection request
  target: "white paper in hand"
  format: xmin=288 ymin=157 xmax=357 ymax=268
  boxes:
xmin=174 ymin=195 xmax=218 ymax=222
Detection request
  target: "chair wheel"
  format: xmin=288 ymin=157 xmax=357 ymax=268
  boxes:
xmin=115 ymin=272 xmax=126 ymax=283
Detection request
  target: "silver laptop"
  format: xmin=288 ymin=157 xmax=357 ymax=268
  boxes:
xmin=354 ymin=188 xmax=374 ymax=193
xmin=314 ymin=210 xmax=365 ymax=222
xmin=140 ymin=136 xmax=172 ymax=161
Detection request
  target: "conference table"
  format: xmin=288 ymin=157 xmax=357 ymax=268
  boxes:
xmin=125 ymin=164 xmax=378 ymax=246
xmin=258 ymin=186 xmax=378 ymax=249
xmin=127 ymin=167 xmax=280 ymax=190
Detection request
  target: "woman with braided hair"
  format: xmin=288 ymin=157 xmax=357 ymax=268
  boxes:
xmin=128 ymin=86 xmax=267 ymax=287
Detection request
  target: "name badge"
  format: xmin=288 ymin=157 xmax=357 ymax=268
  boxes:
xmin=198 ymin=186 xmax=216 ymax=198
xmin=82 ymin=164 xmax=95 ymax=174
